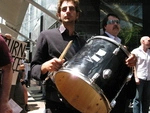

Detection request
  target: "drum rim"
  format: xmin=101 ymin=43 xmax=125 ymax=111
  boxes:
xmin=54 ymin=68 xmax=112 ymax=112
xmin=87 ymin=35 xmax=130 ymax=57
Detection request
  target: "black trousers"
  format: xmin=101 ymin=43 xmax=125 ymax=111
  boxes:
xmin=46 ymin=100 xmax=81 ymax=113
xmin=110 ymin=75 xmax=136 ymax=113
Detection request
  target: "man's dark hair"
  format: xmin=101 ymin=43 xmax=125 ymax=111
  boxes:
xmin=102 ymin=13 xmax=120 ymax=32
xmin=56 ymin=0 xmax=81 ymax=22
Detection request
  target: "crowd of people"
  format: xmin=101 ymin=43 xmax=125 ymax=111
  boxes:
xmin=1 ymin=0 xmax=150 ymax=113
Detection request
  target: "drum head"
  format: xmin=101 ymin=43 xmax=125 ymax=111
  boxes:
xmin=54 ymin=69 xmax=111 ymax=113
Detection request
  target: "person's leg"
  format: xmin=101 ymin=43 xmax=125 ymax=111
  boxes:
xmin=41 ymin=82 xmax=46 ymax=99
xmin=27 ymin=70 xmax=31 ymax=87
xmin=133 ymin=79 xmax=144 ymax=113
xmin=110 ymin=99 xmax=127 ymax=113
xmin=22 ymin=84 xmax=29 ymax=112
xmin=110 ymin=90 xmax=127 ymax=113
xmin=46 ymin=100 xmax=81 ymax=113
xmin=142 ymin=81 xmax=150 ymax=113
xmin=14 ymin=82 xmax=27 ymax=113
xmin=46 ymin=108 xmax=52 ymax=113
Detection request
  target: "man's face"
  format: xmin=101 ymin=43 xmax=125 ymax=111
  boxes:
xmin=58 ymin=1 xmax=79 ymax=24
xmin=144 ymin=37 xmax=150 ymax=48
xmin=104 ymin=16 xmax=120 ymax=37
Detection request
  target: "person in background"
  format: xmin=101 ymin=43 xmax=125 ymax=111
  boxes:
xmin=18 ymin=64 xmax=29 ymax=112
xmin=31 ymin=0 xmax=85 ymax=113
xmin=22 ymin=52 xmax=30 ymax=87
xmin=0 ymin=34 xmax=13 ymax=113
xmin=14 ymin=50 xmax=29 ymax=112
xmin=19 ymin=52 xmax=30 ymax=112
xmin=2 ymin=33 xmax=29 ymax=113
xmin=102 ymin=13 xmax=136 ymax=65
xmin=102 ymin=13 xmax=137 ymax=113
xmin=9 ymin=63 xmax=28 ymax=113
xmin=131 ymin=36 xmax=150 ymax=113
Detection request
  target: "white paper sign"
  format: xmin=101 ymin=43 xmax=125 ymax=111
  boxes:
xmin=8 ymin=98 xmax=22 ymax=113
xmin=5 ymin=37 xmax=27 ymax=85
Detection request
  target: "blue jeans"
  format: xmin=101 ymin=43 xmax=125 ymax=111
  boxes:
xmin=133 ymin=79 xmax=150 ymax=113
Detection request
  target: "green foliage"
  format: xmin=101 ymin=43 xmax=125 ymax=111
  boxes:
xmin=119 ymin=25 xmax=142 ymax=50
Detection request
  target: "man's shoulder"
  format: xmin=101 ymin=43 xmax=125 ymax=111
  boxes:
xmin=41 ymin=28 xmax=59 ymax=34
xmin=40 ymin=28 xmax=61 ymax=39
xmin=103 ymin=33 xmax=109 ymax=37
xmin=39 ymin=28 xmax=62 ymax=42
xmin=133 ymin=47 xmax=140 ymax=51
xmin=131 ymin=47 xmax=140 ymax=54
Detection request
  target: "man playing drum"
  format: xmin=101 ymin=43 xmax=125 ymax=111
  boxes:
xmin=31 ymin=1 xmax=136 ymax=112
xmin=31 ymin=0 xmax=85 ymax=113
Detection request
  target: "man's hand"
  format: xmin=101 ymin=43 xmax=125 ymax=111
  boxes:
xmin=135 ymin=77 xmax=140 ymax=85
xmin=126 ymin=54 xmax=137 ymax=67
xmin=5 ymin=33 xmax=12 ymax=39
xmin=19 ymin=64 xmax=25 ymax=70
xmin=41 ymin=58 xmax=65 ymax=74
xmin=0 ymin=102 xmax=13 ymax=113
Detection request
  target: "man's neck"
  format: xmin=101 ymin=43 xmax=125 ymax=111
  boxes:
xmin=63 ymin=23 xmax=75 ymax=36
xmin=105 ymin=31 xmax=118 ymax=37
xmin=141 ymin=45 xmax=148 ymax=52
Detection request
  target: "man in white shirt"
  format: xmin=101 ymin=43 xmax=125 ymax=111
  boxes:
xmin=131 ymin=36 xmax=150 ymax=113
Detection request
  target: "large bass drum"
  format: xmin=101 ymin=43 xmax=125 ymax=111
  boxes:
xmin=54 ymin=36 xmax=131 ymax=113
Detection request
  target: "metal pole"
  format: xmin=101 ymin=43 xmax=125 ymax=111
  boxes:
xmin=25 ymin=0 xmax=58 ymax=20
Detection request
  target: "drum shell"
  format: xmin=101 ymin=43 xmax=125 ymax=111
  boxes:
xmin=64 ymin=36 xmax=130 ymax=100
xmin=54 ymin=36 xmax=131 ymax=113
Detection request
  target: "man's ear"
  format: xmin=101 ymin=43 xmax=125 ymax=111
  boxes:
xmin=57 ymin=13 xmax=61 ymax=21
xmin=76 ymin=12 xmax=79 ymax=20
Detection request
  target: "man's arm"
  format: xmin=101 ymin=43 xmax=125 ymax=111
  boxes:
xmin=0 ymin=63 xmax=13 ymax=113
xmin=1 ymin=63 xmax=13 ymax=102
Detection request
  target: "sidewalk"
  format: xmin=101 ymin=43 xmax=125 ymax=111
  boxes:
xmin=26 ymin=80 xmax=150 ymax=113
xmin=27 ymin=79 xmax=45 ymax=113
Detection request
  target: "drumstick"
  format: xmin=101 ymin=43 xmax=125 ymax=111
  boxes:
xmin=59 ymin=40 xmax=73 ymax=59
xmin=43 ymin=40 xmax=73 ymax=84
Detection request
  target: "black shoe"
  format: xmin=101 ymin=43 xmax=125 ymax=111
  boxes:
xmin=24 ymin=80 xmax=28 ymax=87
xmin=25 ymin=104 xmax=30 ymax=111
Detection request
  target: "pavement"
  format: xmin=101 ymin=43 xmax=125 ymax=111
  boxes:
xmin=27 ymin=79 xmax=45 ymax=113
xmin=26 ymin=79 xmax=150 ymax=113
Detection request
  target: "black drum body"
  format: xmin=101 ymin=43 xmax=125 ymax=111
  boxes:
xmin=54 ymin=36 xmax=131 ymax=113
